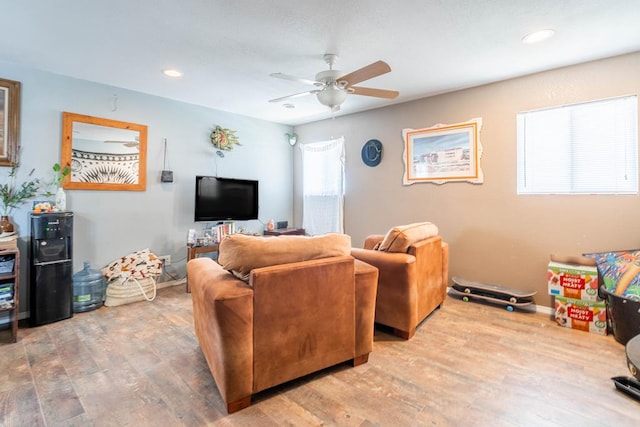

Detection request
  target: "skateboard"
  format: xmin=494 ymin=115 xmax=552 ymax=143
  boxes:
xmin=612 ymin=376 xmax=640 ymax=402
xmin=450 ymin=276 xmax=536 ymax=312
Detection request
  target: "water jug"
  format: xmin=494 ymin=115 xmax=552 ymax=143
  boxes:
xmin=73 ymin=262 xmax=106 ymax=313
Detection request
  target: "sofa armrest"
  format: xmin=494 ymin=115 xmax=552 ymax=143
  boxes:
xmin=351 ymin=248 xmax=417 ymax=332
xmin=187 ymin=258 xmax=254 ymax=405
xmin=408 ymin=236 xmax=449 ymax=289
xmin=351 ymin=248 xmax=415 ymax=273
xmin=409 ymin=236 xmax=447 ymax=321
xmin=354 ymin=259 xmax=378 ymax=361
xmin=409 ymin=236 xmax=444 ymax=289
xmin=441 ymin=241 xmax=449 ymax=289
xmin=351 ymin=248 xmax=417 ymax=298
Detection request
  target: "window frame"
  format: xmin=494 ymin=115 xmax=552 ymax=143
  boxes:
xmin=516 ymin=95 xmax=638 ymax=195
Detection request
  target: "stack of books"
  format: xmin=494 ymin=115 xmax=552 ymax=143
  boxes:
xmin=214 ymin=222 xmax=235 ymax=242
xmin=0 ymin=282 xmax=13 ymax=309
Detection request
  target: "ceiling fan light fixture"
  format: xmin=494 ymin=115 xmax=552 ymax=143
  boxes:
xmin=316 ymin=84 xmax=347 ymax=110
xmin=269 ymin=54 xmax=396 ymax=111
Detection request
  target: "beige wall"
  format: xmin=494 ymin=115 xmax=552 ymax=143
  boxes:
xmin=293 ymin=52 xmax=640 ymax=308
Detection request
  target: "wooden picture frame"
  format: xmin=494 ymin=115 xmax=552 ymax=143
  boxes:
xmin=0 ymin=78 xmax=21 ymax=167
xmin=61 ymin=112 xmax=147 ymax=191
xmin=402 ymin=117 xmax=483 ymax=185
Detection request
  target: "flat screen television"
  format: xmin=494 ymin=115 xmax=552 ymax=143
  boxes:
xmin=194 ymin=176 xmax=259 ymax=222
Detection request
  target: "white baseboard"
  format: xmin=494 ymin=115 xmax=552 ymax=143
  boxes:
xmin=535 ymin=304 xmax=554 ymax=315
xmin=156 ymin=277 xmax=186 ymax=290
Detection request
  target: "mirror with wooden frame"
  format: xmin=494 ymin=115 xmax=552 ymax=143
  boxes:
xmin=0 ymin=78 xmax=21 ymax=167
xmin=61 ymin=112 xmax=147 ymax=191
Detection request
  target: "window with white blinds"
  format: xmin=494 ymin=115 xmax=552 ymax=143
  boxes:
xmin=517 ymin=95 xmax=638 ymax=194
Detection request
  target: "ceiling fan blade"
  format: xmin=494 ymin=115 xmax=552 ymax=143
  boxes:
xmin=270 ymin=72 xmax=323 ymax=87
xmin=104 ymin=140 xmax=139 ymax=148
xmin=338 ymin=60 xmax=391 ymax=86
xmin=350 ymin=86 xmax=399 ymax=99
xmin=269 ymin=90 xmax=319 ymax=103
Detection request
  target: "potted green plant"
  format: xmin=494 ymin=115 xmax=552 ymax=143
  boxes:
xmin=0 ymin=163 xmax=41 ymax=232
xmin=42 ymin=163 xmax=71 ymax=211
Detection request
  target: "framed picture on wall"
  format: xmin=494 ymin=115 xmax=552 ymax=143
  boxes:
xmin=402 ymin=117 xmax=483 ymax=185
xmin=0 ymin=78 xmax=21 ymax=167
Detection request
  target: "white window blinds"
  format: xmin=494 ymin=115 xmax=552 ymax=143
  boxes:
xmin=517 ymin=95 xmax=638 ymax=194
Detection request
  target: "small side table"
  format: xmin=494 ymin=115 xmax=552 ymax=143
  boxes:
xmin=263 ymin=228 xmax=305 ymax=236
xmin=185 ymin=244 xmax=219 ymax=293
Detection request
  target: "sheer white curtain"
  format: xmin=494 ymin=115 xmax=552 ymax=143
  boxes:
xmin=300 ymin=137 xmax=345 ymax=235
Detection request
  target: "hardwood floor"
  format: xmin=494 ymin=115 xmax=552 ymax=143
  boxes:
xmin=1 ymin=283 xmax=638 ymax=426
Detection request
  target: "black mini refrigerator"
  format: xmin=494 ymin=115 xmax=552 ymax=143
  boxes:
xmin=30 ymin=212 xmax=74 ymax=326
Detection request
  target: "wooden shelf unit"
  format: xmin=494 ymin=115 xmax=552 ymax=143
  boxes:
xmin=0 ymin=247 xmax=20 ymax=343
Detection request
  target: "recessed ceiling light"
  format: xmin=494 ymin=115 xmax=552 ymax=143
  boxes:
xmin=162 ymin=68 xmax=183 ymax=78
xmin=522 ymin=29 xmax=555 ymax=44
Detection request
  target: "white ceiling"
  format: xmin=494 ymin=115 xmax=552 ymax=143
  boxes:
xmin=2 ymin=1 xmax=640 ymax=126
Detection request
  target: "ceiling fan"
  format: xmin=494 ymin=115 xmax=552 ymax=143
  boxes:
xmin=104 ymin=136 xmax=139 ymax=148
xmin=269 ymin=54 xmax=399 ymax=112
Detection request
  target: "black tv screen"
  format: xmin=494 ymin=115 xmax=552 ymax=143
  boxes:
xmin=194 ymin=176 xmax=259 ymax=222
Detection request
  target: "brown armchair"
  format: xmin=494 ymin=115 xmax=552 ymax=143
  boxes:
xmin=351 ymin=222 xmax=449 ymax=340
xmin=188 ymin=233 xmax=378 ymax=413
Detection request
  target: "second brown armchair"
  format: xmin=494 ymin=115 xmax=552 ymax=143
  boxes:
xmin=351 ymin=222 xmax=449 ymax=340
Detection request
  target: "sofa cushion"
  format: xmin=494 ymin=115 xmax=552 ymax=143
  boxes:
xmin=218 ymin=233 xmax=351 ymax=281
xmin=377 ymin=222 xmax=439 ymax=253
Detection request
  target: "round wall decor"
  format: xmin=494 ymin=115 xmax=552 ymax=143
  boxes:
xmin=361 ymin=139 xmax=383 ymax=167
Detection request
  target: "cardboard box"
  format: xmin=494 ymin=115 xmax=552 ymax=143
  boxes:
xmin=547 ymin=261 xmax=599 ymax=301
xmin=554 ymin=296 xmax=607 ymax=335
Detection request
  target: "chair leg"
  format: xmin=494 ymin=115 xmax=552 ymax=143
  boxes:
xmin=227 ymin=396 xmax=251 ymax=414
xmin=393 ymin=327 xmax=416 ymax=340
xmin=351 ymin=354 xmax=369 ymax=366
